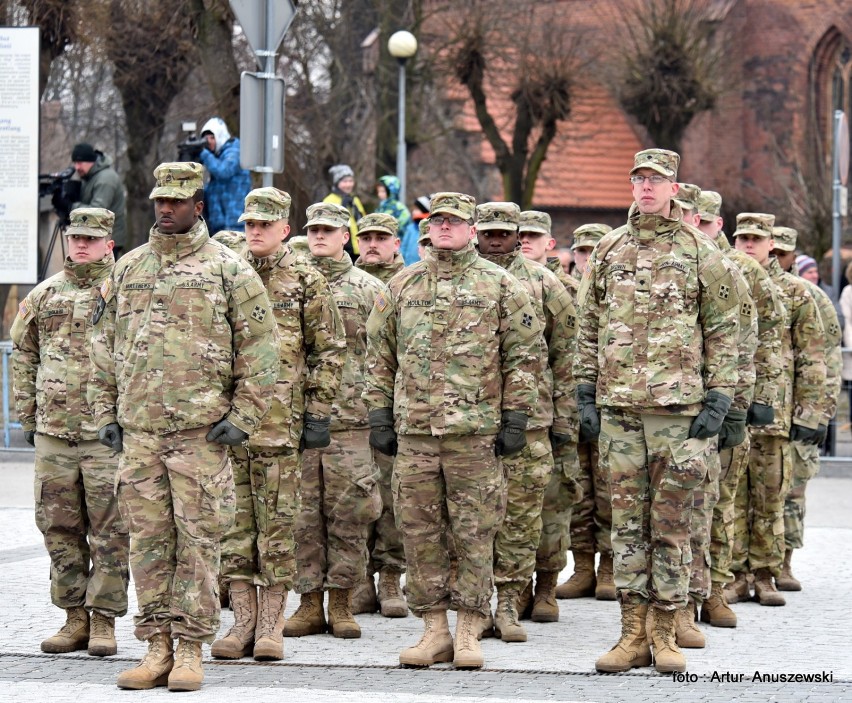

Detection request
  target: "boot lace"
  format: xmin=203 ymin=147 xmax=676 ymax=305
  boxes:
xmin=57 ymin=609 xmax=88 ymax=637
xmin=257 ymin=587 xmax=286 ymax=637
xmin=652 ymin=610 xmax=677 ymax=648
xmin=379 ymin=573 xmax=403 ymax=601
xmin=175 ymin=640 xmax=201 ymax=670
xmin=90 ymin=612 xmax=112 ymax=639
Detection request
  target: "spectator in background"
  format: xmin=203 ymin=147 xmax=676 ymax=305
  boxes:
xmin=375 ymin=175 xmax=419 ymax=265
xmin=198 ymin=117 xmax=252 ymax=235
xmin=72 ymin=143 xmax=128 ymax=257
xmin=840 ymin=261 xmax=852 ymax=427
xmin=323 ymin=164 xmax=366 ymax=260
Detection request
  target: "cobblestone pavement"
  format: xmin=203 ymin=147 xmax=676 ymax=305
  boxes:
xmin=1 ymin=455 xmax=850 ymax=702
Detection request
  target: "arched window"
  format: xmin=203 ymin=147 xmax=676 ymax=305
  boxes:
xmin=811 ymin=28 xmax=852 ymax=170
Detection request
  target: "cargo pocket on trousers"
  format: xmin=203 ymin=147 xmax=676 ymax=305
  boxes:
xmin=352 ymin=466 xmax=382 ymax=523
xmin=276 ymin=452 xmax=301 ymax=522
xmin=667 ymin=436 xmax=709 ymax=492
xmin=200 ymin=458 xmax=234 ymax=537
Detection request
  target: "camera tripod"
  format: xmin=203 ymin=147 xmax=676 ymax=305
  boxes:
xmin=40 ymin=217 xmax=67 ymax=281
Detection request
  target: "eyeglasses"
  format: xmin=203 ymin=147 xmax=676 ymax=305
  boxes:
xmin=629 ymin=175 xmax=670 ymax=185
xmin=429 ymin=215 xmax=469 ymax=227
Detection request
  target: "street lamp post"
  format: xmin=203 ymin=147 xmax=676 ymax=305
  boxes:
xmin=388 ymin=30 xmax=418 ymax=206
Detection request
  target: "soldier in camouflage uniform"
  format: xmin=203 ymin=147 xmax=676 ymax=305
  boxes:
xmin=212 ymin=188 xmax=346 ymax=662
xmin=285 ymin=202 xmax=385 ymax=640
xmin=351 ymin=212 xmax=408 ymax=618
xmin=693 ymin=193 xmax=785 ymax=630
xmin=364 ymin=192 xmax=541 ymax=669
xmin=11 ymin=208 xmax=128 ymax=658
xmin=475 ymin=202 xmax=576 ymax=640
xmin=211 ymin=229 xmax=247 ymax=254
xmin=575 ymin=149 xmax=740 ymax=674
xmin=88 ymin=162 xmax=278 ymax=692
xmin=730 ymin=214 xmax=825 ymax=608
xmin=771 ymin=226 xmax=840 ymax=591
xmin=553 ymin=223 xmax=617 ymax=602
xmin=417 ymin=217 xmax=432 ymax=258
xmin=673 ymin=183 xmax=701 ymax=226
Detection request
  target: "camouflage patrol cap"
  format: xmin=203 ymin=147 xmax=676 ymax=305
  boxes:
xmin=697 ymin=190 xmax=722 ymax=221
xmin=733 ymin=212 xmax=775 ymax=239
xmin=239 ymin=187 xmax=292 ymax=223
xmin=358 ymin=212 xmax=399 ymax=237
xmin=771 ymin=226 xmax=798 ymax=252
xmin=519 ymin=210 xmax=552 ymax=235
xmin=572 ymin=223 xmax=611 ymax=250
xmin=65 ymin=207 xmax=114 ymax=238
xmin=475 ymin=202 xmax=521 ymax=231
xmin=430 ymin=192 xmax=476 ymax=220
xmin=304 ymin=202 xmax=350 ymax=229
xmin=149 ymin=162 xmax=204 ymax=200
xmin=674 ymin=183 xmax=700 ymax=211
xmin=630 ymin=148 xmax=680 ymax=179
xmin=418 ymin=218 xmax=431 ymax=244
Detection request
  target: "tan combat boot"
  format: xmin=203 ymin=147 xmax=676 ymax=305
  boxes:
xmin=211 ymin=581 xmax=257 ymax=659
xmin=168 ymin=638 xmax=204 ymax=692
xmin=254 ymin=584 xmax=287 ymax=660
xmin=327 ymin=588 xmax=361 ymax=639
xmin=283 ymin=591 xmax=326 ymax=637
xmin=753 ymin=568 xmax=786 ymax=606
xmin=377 ymin=569 xmax=408 ymax=618
xmin=555 ymin=551 xmax=596 ymax=599
xmin=595 ymin=600 xmax=652 ymax=672
xmin=775 ymin=549 xmax=802 ymax=591
xmin=351 ymin=574 xmax=378 ymax=615
xmin=88 ymin=611 xmax=117 ymax=656
xmin=399 ymin=610 xmax=454 ymax=667
xmin=723 ymin=571 xmax=750 ymax=604
xmin=647 ymin=607 xmax=686 ymax=673
xmin=41 ymin=607 xmax=89 ymax=653
xmin=494 ymin=590 xmax=527 ymax=642
xmin=701 ymin=582 xmax=737 ymax=628
xmin=595 ymin=552 xmax=617 ymax=600
xmin=531 ymin=571 xmax=560 ymax=622
xmin=454 ymin=609 xmax=485 ymax=669
xmin=517 ymin=580 xmax=533 ymax=620
xmin=116 ymin=633 xmax=173 ymax=690
xmin=674 ymin=598 xmax=705 ymax=648
xmin=475 ymin=609 xmax=495 ymax=639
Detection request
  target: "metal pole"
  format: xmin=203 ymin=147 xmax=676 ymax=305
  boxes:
xmin=832 ymin=110 xmax=843 ymax=304
xmin=262 ymin=0 xmax=275 ymax=187
xmin=396 ymin=58 xmax=407 ymax=206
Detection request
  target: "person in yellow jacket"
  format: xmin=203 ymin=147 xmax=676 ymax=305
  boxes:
xmin=323 ymin=164 xmax=366 ymax=258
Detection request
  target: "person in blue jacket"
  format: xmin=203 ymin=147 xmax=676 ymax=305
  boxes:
xmin=375 ymin=175 xmax=419 ymax=264
xmin=199 ymin=117 xmax=252 ymax=235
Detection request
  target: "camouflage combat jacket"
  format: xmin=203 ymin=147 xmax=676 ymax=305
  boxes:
xmin=545 ymin=257 xmax=580 ymax=302
xmin=354 ymin=251 xmax=405 ymax=284
xmin=481 ymin=249 xmax=577 ymax=436
xmin=717 ymin=236 xmax=785 ymax=411
xmin=11 ymin=255 xmax=114 ymax=440
xmin=758 ymin=257 xmax=825 ymax=435
xmin=88 ymin=220 xmax=278 ymax=436
xmin=364 ymin=241 xmax=541 ymax=437
xmin=575 ymin=203 xmax=740 ymax=412
xmin=799 ymin=276 xmax=841 ymax=424
xmin=246 ymin=243 xmax=346 ymax=447
xmin=308 ymin=252 xmax=387 ymax=431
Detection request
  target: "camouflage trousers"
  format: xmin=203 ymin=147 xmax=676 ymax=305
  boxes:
xmin=688 ymin=440 xmax=721 ymax=602
xmin=708 ymin=435 xmax=751 ymax=585
xmin=730 ymin=433 xmax=791 ymax=578
xmin=536 ymin=440 xmax=580 ymax=573
xmin=366 ymin=448 xmax=405 ymax=575
xmin=493 ymin=429 xmax=552 ymax=593
xmin=569 ymin=440 xmax=612 ymax=556
xmin=294 ymin=429 xmax=381 ymax=593
xmin=34 ymin=434 xmax=129 ymax=616
xmin=117 ymin=426 xmax=235 ymax=644
xmin=393 ymin=434 xmax=506 ymax=615
xmin=784 ymin=440 xmax=820 ymax=550
xmin=601 ymin=409 xmax=709 ymax=610
xmin=220 ymin=445 xmax=300 ymax=588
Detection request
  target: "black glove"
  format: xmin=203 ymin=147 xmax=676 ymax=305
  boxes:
xmin=813 ymin=423 xmax=828 ymax=446
xmin=24 ymin=430 xmax=35 ymax=447
xmin=790 ymin=423 xmax=821 ymax=445
xmin=368 ymin=408 xmax=397 ymax=456
xmin=718 ymin=408 xmax=748 ymax=449
xmin=300 ymin=413 xmax=331 ymax=451
xmin=746 ymin=402 xmax=775 ymax=427
xmin=206 ymin=419 xmax=249 ymax=446
xmin=495 ymin=411 xmax=528 ymax=457
xmin=688 ymin=390 xmax=732 ymax=439
xmin=577 ymin=383 xmax=600 ymax=442
xmin=98 ymin=423 xmax=123 ymax=452
xmin=549 ymin=428 xmax=572 ymax=449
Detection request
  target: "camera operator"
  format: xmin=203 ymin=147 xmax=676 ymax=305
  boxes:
xmin=197 ymin=117 xmax=252 ymax=235
xmin=71 ymin=143 xmax=127 ymax=257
